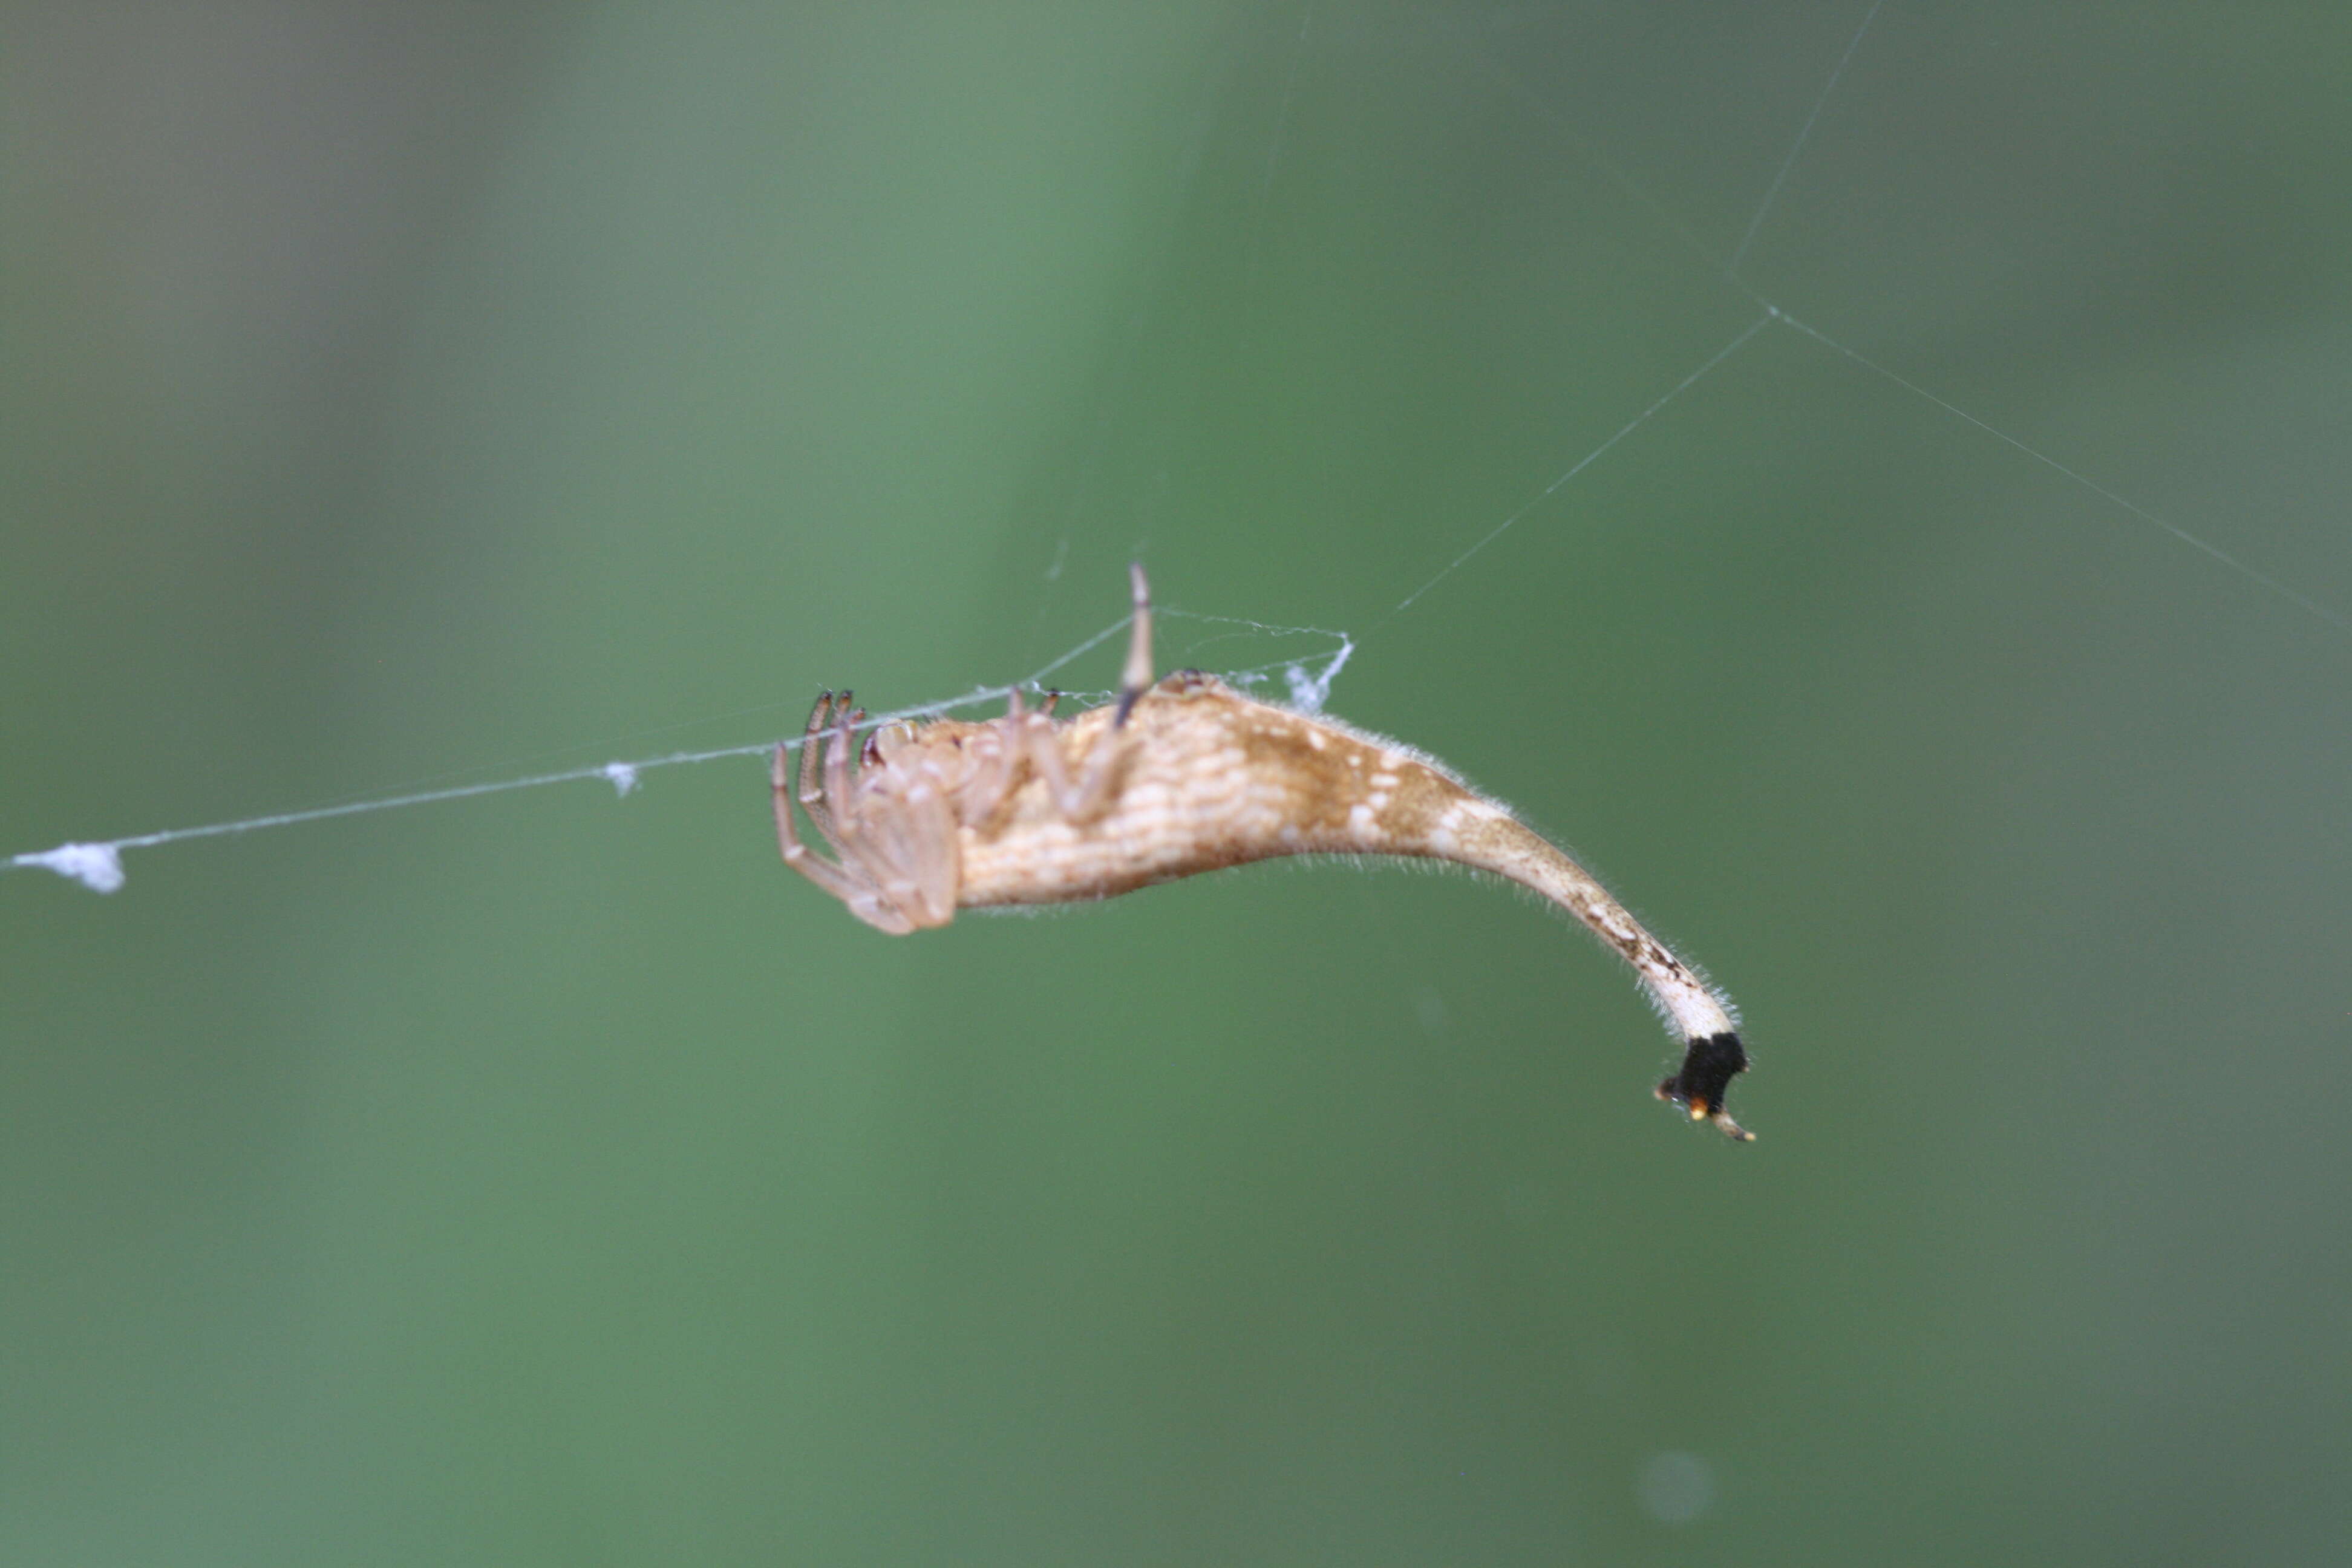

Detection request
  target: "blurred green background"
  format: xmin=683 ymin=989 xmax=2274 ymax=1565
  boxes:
xmin=6 ymin=4 xmax=2350 ymax=1563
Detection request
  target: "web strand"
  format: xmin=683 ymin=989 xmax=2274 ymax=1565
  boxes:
xmin=1249 ymin=3 xmax=1315 ymax=286
xmin=1766 ymin=307 xmax=2352 ymax=633
xmin=1391 ymin=312 xmax=1774 ymax=615
xmin=1728 ymin=0 xmax=1887 ymax=278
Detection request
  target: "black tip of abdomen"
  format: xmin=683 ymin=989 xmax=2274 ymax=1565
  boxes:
xmin=1657 ymin=1031 xmax=1753 ymax=1141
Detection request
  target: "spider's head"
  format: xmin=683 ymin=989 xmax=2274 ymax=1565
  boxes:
xmin=1657 ymin=1031 xmax=1752 ymax=1142
xmin=1154 ymin=667 xmax=1228 ymax=700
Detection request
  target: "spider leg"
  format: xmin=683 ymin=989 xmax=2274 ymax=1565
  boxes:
xmin=1051 ymin=561 xmax=1154 ymax=821
xmin=797 ymin=693 xmax=858 ymax=858
xmin=825 ymin=693 xmax=860 ymax=841
xmin=818 ymin=697 xmax=934 ymax=924
xmin=862 ymin=835 xmax=926 ymax=924
xmin=775 ymin=739 xmax=916 ymax=935
xmin=799 ymin=691 xmax=836 ymax=828
xmin=904 ymin=776 xmax=959 ymax=926
xmin=949 ymin=697 xmax=1021 ymax=826
xmin=1016 ymin=706 xmax=1083 ymax=817
xmin=771 ymin=742 xmax=859 ymax=900
xmin=1114 ymin=561 xmax=1153 ymax=727
xmin=811 ymin=693 xmax=906 ymax=916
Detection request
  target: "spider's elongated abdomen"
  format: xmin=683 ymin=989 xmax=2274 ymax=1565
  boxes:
xmin=773 ymin=570 xmax=1751 ymax=1137
xmin=953 ymin=673 xmax=1455 ymax=904
xmin=950 ymin=671 xmax=1751 ymax=1138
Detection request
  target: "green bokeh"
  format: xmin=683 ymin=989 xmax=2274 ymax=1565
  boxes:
xmin=6 ymin=4 xmax=2350 ymax=1563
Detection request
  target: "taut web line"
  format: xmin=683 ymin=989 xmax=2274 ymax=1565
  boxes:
xmin=1727 ymin=0 xmax=1887 ymax=278
xmin=1391 ymin=311 xmax=1775 ymax=615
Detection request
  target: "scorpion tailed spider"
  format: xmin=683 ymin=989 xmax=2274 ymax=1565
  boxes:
xmin=772 ymin=565 xmax=1753 ymax=1139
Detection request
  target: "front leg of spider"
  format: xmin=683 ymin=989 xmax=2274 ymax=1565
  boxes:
xmin=773 ymin=564 xmax=1754 ymax=1140
xmin=773 ymin=689 xmax=928 ymax=935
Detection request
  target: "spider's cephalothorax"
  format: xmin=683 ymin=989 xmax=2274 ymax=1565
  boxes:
xmin=773 ymin=566 xmax=1753 ymax=1138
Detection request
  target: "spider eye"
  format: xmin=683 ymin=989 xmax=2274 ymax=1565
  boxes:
xmin=1159 ymin=668 xmax=1220 ymax=698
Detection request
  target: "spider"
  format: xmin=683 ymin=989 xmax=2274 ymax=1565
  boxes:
xmin=773 ymin=566 xmax=1753 ymax=1138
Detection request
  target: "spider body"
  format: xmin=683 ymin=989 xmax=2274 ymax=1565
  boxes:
xmin=774 ymin=567 xmax=1753 ymax=1138
xmin=959 ymin=675 xmax=1458 ymax=903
